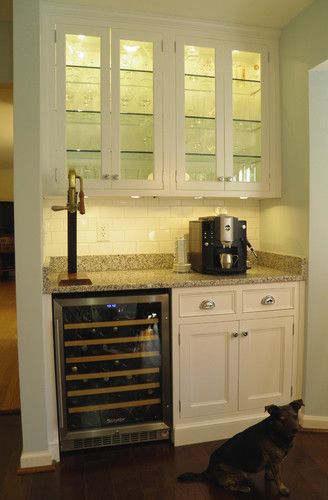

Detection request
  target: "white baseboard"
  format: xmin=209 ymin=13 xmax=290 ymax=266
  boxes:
xmin=20 ymin=450 xmax=54 ymax=469
xmin=173 ymin=413 xmax=264 ymax=446
xmin=301 ymin=414 xmax=328 ymax=430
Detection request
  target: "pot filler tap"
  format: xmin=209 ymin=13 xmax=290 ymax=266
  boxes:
xmin=189 ymin=215 xmax=257 ymax=275
xmin=51 ymin=169 xmax=92 ymax=285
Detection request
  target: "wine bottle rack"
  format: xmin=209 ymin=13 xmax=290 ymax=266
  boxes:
xmin=53 ymin=292 xmax=170 ymax=452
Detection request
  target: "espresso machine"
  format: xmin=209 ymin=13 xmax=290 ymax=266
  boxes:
xmin=189 ymin=215 xmax=248 ymax=274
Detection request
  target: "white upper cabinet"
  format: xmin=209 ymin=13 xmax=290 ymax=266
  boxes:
xmin=173 ymin=38 xmax=277 ymax=196
xmin=42 ymin=6 xmax=280 ymax=198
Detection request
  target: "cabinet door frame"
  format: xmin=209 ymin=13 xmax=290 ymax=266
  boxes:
xmin=175 ymin=36 xmax=225 ymax=192
xmin=223 ymin=41 xmax=270 ymax=193
xmin=238 ymin=316 xmax=294 ymax=411
xmin=55 ymin=24 xmax=111 ymax=191
xmin=179 ymin=320 xmax=239 ymax=418
xmin=111 ymin=28 xmax=164 ymax=191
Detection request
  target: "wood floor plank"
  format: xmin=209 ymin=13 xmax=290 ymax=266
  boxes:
xmin=1 ymin=415 xmax=328 ymax=500
xmin=0 ymin=280 xmax=20 ymax=412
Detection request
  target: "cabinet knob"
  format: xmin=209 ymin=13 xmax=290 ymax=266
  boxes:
xmin=199 ymin=299 xmax=216 ymax=310
xmin=225 ymin=176 xmax=234 ymax=182
xmin=261 ymin=295 xmax=275 ymax=305
xmin=242 ymin=331 xmax=248 ymax=337
xmin=102 ymin=174 xmax=110 ymax=180
xmin=232 ymin=332 xmax=239 ymax=338
xmin=218 ymin=176 xmax=225 ymax=182
xmin=111 ymin=174 xmax=119 ymax=181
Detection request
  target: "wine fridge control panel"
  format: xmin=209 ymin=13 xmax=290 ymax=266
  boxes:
xmin=53 ymin=292 xmax=171 ymax=452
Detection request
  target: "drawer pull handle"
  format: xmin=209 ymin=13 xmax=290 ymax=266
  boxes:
xmin=261 ymin=295 xmax=275 ymax=305
xmin=200 ymin=299 xmax=216 ymax=310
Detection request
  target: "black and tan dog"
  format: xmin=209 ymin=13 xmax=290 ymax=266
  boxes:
xmin=177 ymin=399 xmax=304 ymax=496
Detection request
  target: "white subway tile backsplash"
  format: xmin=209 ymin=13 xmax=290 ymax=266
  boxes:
xmin=43 ymin=198 xmax=260 ymax=257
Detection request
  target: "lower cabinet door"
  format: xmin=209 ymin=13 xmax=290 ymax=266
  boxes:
xmin=238 ymin=316 xmax=294 ymax=411
xmin=179 ymin=321 xmax=238 ymax=419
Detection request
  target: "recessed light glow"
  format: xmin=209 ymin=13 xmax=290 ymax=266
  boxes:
xmin=240 ymin=196 xmax=248 ymax=199
xmin=130 ymin=195 xmax=141 ymax=199
xmin=77 ymin=51 xmax=85 ymax=60
xmin=78 ymin=35 xmax=86 ymax=41
xmin=194 ymin=196 xmax=203 ymax=200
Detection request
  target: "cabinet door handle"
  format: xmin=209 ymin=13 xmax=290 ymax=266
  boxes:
xmin=232 ymin=332 xmax=239 ymax=338
xmin=218 ymin=176 xmax=225 ymax=182
xmin=242 ymin=331 xmax=248 ymax=337
xmin=102 ymin=174 xmax=110 ymax=180
xmin=111 ymin=174 xmax=119 ymax=181
xmin=225 ymin=176 xmax=234 ymax=182
xmin=199 ymin=299 xmax=216 ymax=310
xmin=261 ymin=295 xmax=275 ymax=305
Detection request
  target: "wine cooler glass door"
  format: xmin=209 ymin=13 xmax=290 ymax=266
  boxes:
xmin=53 ymin=293 xmax=170 ymax=450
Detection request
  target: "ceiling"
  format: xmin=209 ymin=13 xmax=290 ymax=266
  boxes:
xmin=2 ymin=0 xmax=316 ymax=28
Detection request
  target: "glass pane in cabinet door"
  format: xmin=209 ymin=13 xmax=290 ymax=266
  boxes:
xmin=119 ymin=40 xmax=154 ymax=181
xmin=232 ymin=51 xmax=261 ymax=183
xmin=65 ymin=35 xmax=102 ymax=180
xmin=184 ymin=46 xmax=216 ymax=182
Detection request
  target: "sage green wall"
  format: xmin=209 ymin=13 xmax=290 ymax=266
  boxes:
xmin=260 ymin=0 xmax=328 ymax=258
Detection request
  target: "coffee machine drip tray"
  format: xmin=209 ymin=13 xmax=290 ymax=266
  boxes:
xmin=189 ymin=215 xmax=248 ymax=275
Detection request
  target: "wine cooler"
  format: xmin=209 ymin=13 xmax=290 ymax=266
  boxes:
xmin=53 ymin=291 xmax=171 ymax=452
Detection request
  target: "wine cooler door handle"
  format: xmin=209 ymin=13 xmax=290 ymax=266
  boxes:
xmin=199 ymin=299 xmax=216 ymax=310
xmin=55 ymin=319 xmax=64 ymax=429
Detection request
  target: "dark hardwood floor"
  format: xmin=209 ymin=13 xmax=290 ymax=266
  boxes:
xmin=1 ymin=414 xmax=328 ymax=500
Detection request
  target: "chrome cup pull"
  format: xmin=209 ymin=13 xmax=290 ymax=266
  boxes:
xmin=200 ymin=299 xmax=216 ymax=310
xmin=261 ymin=295 xmax=275 ymax=305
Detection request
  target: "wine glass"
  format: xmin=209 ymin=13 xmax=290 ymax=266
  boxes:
xmin=120 ymin=89 xmax=133 ymax=112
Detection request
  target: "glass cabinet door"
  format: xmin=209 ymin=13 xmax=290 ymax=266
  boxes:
xmin=176 ymin=38 xmax=225 ymax=191
xmin=55 ymin=26 xmax=110 ymax=188
xmin=225 ymin=46 xmax=269 ymax=192
xmin=111 ymin=30 xmax=164 ymax=190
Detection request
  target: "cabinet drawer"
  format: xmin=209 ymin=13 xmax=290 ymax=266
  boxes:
xmin=242 ymin=286 xmax=295 ymax=313
xmin=178 ymin=290 xmax=237 ymax=318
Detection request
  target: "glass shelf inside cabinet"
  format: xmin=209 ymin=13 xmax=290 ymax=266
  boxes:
xmin=65 ymin=34 xmax=101 ymax=180
xmin=119 ymin=40 xmax=154 ymax=181
xmin=232 ymin=50 xmax=262 ymax=182
xmin=62 ymin=300 xmax=163 ymax=431
xmin=184 ymin=45 xmax=216 ymax=182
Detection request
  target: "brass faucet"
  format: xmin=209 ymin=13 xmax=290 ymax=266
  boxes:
xmin=51 ymin=169 xmax=91 ymax=283
xmin=51 ymin=169 xmax=85 ymax=214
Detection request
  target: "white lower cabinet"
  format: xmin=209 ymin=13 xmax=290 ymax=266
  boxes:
xmin=172 ymin=282 xmax=303 ymax=446
xmin=179 ymin=321 xmax=239 ymax=418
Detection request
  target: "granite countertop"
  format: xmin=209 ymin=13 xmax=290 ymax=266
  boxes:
xmin=43 ymin=252 xmax=306 ymax=294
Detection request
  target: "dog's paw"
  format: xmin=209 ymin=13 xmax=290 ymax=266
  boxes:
xmin=279 ymin=486 xmax=290 ymax=496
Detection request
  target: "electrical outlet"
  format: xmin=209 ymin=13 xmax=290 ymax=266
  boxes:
xmin=96 ymin=223 xmax=111 ymax=242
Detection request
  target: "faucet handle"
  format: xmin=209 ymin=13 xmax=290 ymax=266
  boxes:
xmin=78 ymin=190 xmax=85 ymax=215
xmin=51 ymin=205 xmax=68 ymax=212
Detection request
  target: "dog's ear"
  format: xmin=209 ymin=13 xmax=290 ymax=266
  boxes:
xmin=290 ymin=399 xmax=304 ymax=412
xmin=265 ymin=404 xmax=282 ymax=417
